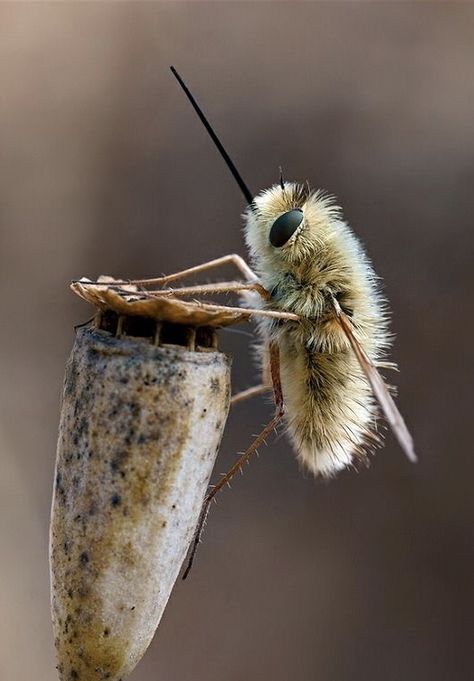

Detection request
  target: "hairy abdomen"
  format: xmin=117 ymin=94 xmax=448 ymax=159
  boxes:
xmin=278 ymin=331 xmax=378 ymax=477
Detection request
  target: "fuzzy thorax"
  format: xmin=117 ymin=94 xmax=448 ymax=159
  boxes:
xmin=243 ymin=183 xmax=391 ymax=477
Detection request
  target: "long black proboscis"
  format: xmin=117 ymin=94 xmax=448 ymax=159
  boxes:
xmin=170 ymin=66 xmax=253 ymax=205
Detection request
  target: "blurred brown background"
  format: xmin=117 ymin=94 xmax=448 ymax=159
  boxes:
xmin=1 ymin=3 xmax=472 ymax=681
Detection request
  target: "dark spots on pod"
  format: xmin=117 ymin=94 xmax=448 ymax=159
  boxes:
xmin=111 ymin=493 xmax=122 ymax=507
xmin=161 ymin=520 xmax=167 ymax=528
xmin=64 ymin=614 xmax=72 ymax=634
xmin=103 ymin=628 xmax=110 ymax=637
xmin=210 ymin=377 xmax=220 ymax=394
xmin=111 ymin=449 xmax=129 ymax=475
xmin=201 ymin=408 xmax=208 ymax=418
xmin=119 ymin=376 xmax=129 ymax=384
xmin=64 ymin=356 xmax=79 ymax=396
xmin=79 ymin=552 xmax=89 ymax=565
xmin=124 ymin=427 xmax=135 ymax=446
xmin=215 ymin=420 xmax=221 ymax=431
xmin=63 ymin=540 xmax=70 ymax=555
xmin=70 ymin=669 xmax=79 ymax=679
xmin=77 ymin=417 xmax=89 ymax=439
xmin=55 ymin=472 xmax=66 ymax=501
xmin=171 ymin=504 xmax=176 ymax=510
xmin=143 ymin=374 xmax=158 ymax=387
xmin=67 ymin=588 xmax=73 ymax=599
xmin=131 ymin=605 xmax=135 ymax=611
xmin=129 ymin=401 xmax=140 ymax=417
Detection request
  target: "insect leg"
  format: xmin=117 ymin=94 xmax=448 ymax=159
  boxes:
xmin=146 ymin=280 xmax=270 ymax=299
xmin=174 ymin=301 xmax=299 ymax=322
xmin=230 ymin=384 xmax=271 ymax=405
xmin=182 ymin=342 xmax=284 ymax=579
xmin=73 ymin=254 xmax=259 ymax=288
xmin=73 ymin=316 xmax=95 ymax=330
xmin=147 ymin=254 xmax=258 ymax=284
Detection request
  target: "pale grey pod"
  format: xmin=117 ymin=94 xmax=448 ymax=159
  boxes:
xmin=50 ymin=323 xmax=231 ymax=681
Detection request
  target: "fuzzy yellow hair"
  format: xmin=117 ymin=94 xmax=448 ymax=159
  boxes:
xmin=244 ymin=182 xmax=391 ymax=477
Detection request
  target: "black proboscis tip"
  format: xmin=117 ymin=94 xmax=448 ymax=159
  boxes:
xmin=170 ymin=66 xmax=254 ymax=205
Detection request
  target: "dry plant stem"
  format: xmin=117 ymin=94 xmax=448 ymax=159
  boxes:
xmin=50 ymin=328 xmax=231 ymax=681
xmin=182 ymin=342 xmax=284 ymax=580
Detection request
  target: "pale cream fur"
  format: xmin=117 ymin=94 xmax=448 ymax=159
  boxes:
xmin=243 ymin=182 xmax=391 ymax=477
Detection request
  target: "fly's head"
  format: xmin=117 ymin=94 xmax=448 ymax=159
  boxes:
xmin=244 ymin=182 xmax=343 ymax=285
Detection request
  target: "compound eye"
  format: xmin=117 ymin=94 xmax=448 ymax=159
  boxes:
xmin=269 ymin=209 xmax=303 ymax=248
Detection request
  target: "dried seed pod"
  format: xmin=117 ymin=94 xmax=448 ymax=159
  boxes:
xmin=50 ymin=313 xmax=231 ymax=681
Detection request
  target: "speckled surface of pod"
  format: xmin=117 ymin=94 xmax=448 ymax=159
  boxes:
xmin=50 ymin=326 xmax=231 ymax=681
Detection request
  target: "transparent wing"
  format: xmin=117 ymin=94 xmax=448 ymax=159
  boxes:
xmin=332 ymin=298 xmax=417 ymax=463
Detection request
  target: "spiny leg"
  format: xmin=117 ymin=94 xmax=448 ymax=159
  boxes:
xmin=146 ymin=280 xmax=270 ymax=300
xmin=73 ymin=254 xmax=259 ymax=288
xmin=143 ymin=254 xmax=258 ymax=285
xmin=173 ymin=301 xmax=299 ymax=322
xmin=182 ymin=342 xmax=284 ymax=580
xmin=230 ymin=384 xmax=271 ymax=406
xmin=73 ymin=316 xmax=94 ymax=330
xmin=231 ymin=345 xmax=273 ymax=405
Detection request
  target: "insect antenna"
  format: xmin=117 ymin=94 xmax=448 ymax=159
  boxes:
xmin=170 ymin=66 xmax=254 ymax=205
xmin=279 ymin=165 xmax=285 ymax=190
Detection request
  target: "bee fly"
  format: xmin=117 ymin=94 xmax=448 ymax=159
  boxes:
xmin=165 ymin=67 xmax=416 ymax=578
